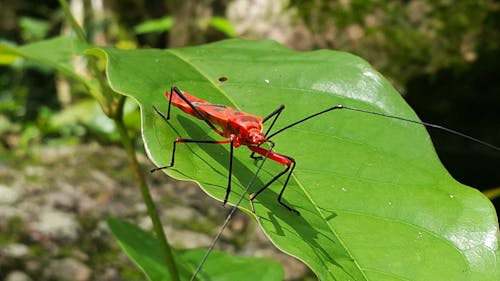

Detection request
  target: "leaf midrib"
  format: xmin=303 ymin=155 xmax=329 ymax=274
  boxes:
xmin=293 ymin=172 xmax=369 ymax=280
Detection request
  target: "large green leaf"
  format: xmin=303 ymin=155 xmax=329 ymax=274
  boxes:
xmin=107 ymin=218 xmax=283 ymax=281
xmin=88 ymin=40 xmax=500 ymax=281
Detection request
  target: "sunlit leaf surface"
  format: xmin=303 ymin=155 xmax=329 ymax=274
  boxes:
xmin=89 ymin=39 xmax=499 ymax=281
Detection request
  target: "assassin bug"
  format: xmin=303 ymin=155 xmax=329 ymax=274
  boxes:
xmin=151 ymin=86 xmax=298 ymax=214
xmin=151 ymin=86 xmax=500 ymax=216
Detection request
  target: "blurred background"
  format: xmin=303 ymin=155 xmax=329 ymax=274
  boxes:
xmin=1 ymin=1 xmax=499 ymax=280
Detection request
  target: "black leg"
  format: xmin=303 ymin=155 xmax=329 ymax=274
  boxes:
xmin=170 ymin=86 xmax=220 ymax=132
xmin=153 ymin=105 xmax=169 ymax=122
xmin=225 ymin=139 xmax=234 ymax=204
xmin=153 ymin=87 xmax=220 ymax=132
xmin=249 ymin=155 xmax=299 ymax=215
xmin=276 ymin=160 xmax=298 ymax=215
xmin=262 ymin=104 xmax=285 ymax=137
xmin=150 ymin=137 xmax=235 ymax=206
xmin=166 ymin=87 xmax=174 ymax=119
xmin=250 ymin=104 xmax=286 ymax=160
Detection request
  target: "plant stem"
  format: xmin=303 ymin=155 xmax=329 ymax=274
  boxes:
xmin=58 ymin=0 xmax=114 ymax=110
xmin=58 ymin=1 xmax=180 ymax=279
xmin=57 ymin=0 xmax=87 ymax=42
xmin=115 ymin=96 xmax=180 ymax=281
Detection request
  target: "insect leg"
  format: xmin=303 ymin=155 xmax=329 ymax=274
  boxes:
xmin=276 ymin=160 xmax=298 ymax=215
xmin=153 ymin=105 xmax=169 ymax=122
xmin=153 ymin=88 xmax=218 ymax=132
xmin=250 ymin=104 xmax=286 ymax=160
xmin=170 ymin=86 xmax=220 ymax=133
xmin=150 ymin=137 xmax=235 ymax=206
xmin=226 ymin=138 xmax=234 ymax=205
xmin=166 ymin=87 xmax=174 ymax=120
xmin=249 ymin=155 xmax=299 ymax=215
xmin=262 ymin=104 xmax=285 ymax=137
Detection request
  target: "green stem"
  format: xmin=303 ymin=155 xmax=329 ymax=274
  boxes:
xmin=58 ymin=0 xmax=115 ymax=110
xmin=58 ymin=1 xmax=179 ymax=279
xmin=114 ymin=96 xmax=180 ymax=281
xmin=57 ymin=0 xmax=87 ymax=42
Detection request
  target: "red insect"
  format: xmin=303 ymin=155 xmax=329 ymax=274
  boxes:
xmin=151 ymin=86 xmax=299 ymax=214
xmin=152 ymin=86 xmax=500 ymax=216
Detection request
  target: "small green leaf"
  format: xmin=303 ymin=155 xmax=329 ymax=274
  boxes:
xmin=0 ymin=42 xmax=22 ymax=64
xmin=0 ymin=36 xmax=116 ymax=109
xmin=91 ymin=40 xmax=499 ymax=281
xmin=0 ymin=36 xmax=89 ymax=82
xmin=107 ymin=218 xmax=284 ymax=281
xmin=134 ymin=16 xmax=175 ymax=34
xmin=19 ymin=17 xmax=51 ymax=42
xmin=208 ymin=17 xmax=237 ymax=37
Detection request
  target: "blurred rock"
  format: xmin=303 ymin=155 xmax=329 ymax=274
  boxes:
xmin=0 ymin=205 xmax=19 ymax=221
xmin=25 ymin=260 xmax=42 ymax=273
xmin=99 ymin=267 xmax=120 ymax=281
xmin=31 ymin=208 xmax=80 ymax=240
xmin=222 ymin=211 xmax=249 ymax=240
xmin=45 ymin=189 xmax=76 ymax=210
xmin=227 ymin=0 xmax=313 ymax=50
xmin=164 ymin=205 xmax=200 ymax=222
xmin=5 ymin=271 xmax=33 ymax=281
xmin=164 ymin=226 xmax=212 ymax=249
xmin=44 ymin=258 xmax=91 ymax=281
xmin=2 ymin=243 xmax=29 ymax=258
xmin=0 ymin=184 xmax=20 ymax=204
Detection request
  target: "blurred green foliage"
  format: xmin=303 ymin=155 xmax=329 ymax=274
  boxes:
xmin=134 ymin=16 xmax=174 ymax=34
xmin=290 ymin=0 xmax=499 ymax=88
xmin=19 ymin=17 xmax=51 ymax=42
xmin=208 ymin=17 xmax=237 ymax=38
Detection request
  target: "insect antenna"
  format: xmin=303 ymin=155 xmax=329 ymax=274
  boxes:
xmin=190 ymin=142 xmax=275 ymax=281
xmin=266 ymin=105 xmax=500 ymax=152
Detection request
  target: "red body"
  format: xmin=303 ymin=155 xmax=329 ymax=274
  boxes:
xmin=167 ymin=91 xmax=266 ymax=147
xmin=166 ymin=90 xmax=292 ymax=166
